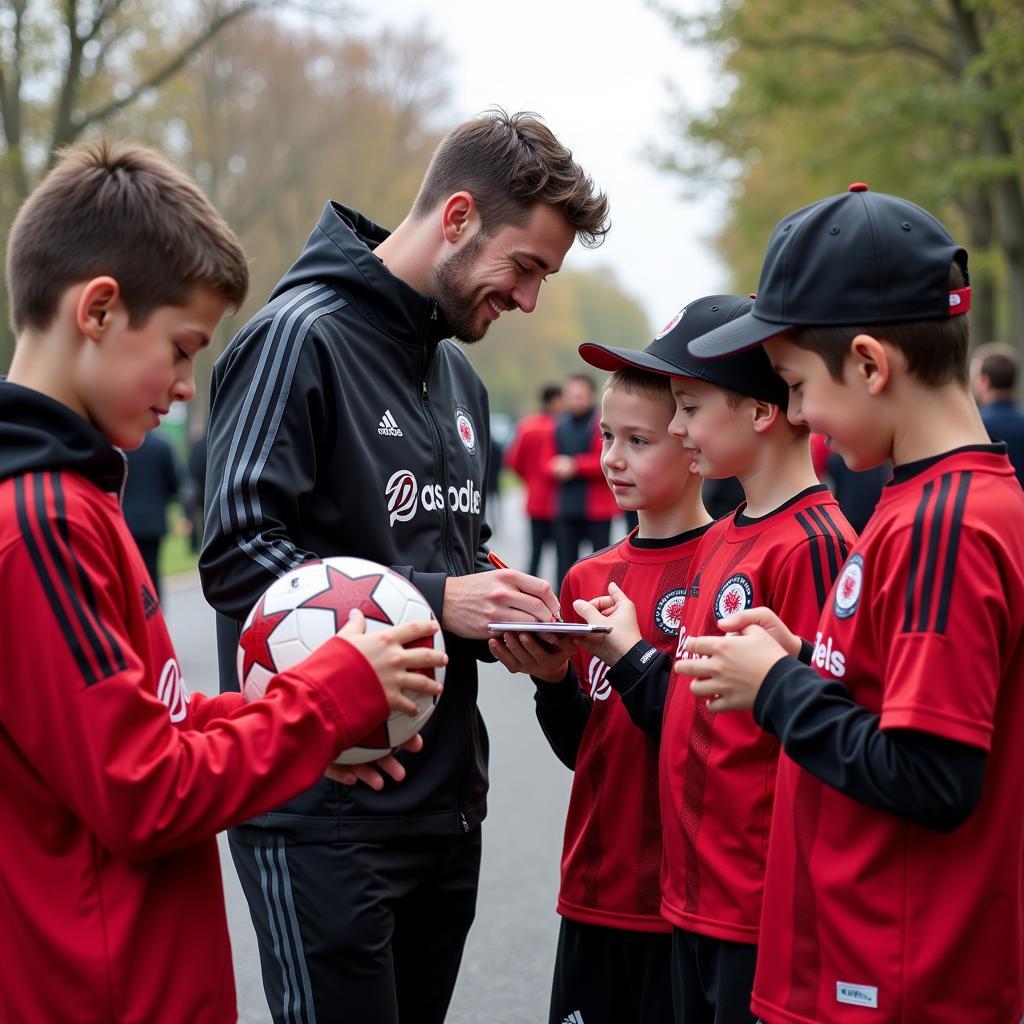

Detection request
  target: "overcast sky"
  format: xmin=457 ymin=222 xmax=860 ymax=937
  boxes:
xmin=363 ymin=0 xmax=728 ymax=336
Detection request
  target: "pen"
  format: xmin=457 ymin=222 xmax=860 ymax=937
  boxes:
xmin=487 ymin=551 xmax=509 ymax=570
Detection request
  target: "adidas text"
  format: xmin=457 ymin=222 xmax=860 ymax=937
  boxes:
xmin=378 ymin=409 xmax=404 ymax=437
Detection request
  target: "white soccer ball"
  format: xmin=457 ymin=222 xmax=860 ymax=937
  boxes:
xmin=237 ymin=557 xmax=444 ymax=764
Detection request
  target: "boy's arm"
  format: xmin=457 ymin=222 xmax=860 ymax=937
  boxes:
xmin=754 ymin=658 xmax=986 ymax=832
xmin=606 ymin=643 xmax=670 ymax=738
xmin=0 ymin=514 xmax=393 ymax=862
xmin=533 ymin=663 xmax=591 ymax=770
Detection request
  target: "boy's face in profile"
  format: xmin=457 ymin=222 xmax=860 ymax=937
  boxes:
xmin=600 ymin=385 xmax=699 ymax=515
xmin=668 ymin=377 xmax=756 ymax=480
xmin=764 ymin=335 xmax=887 ymax=472
xmin=78 ymin=284 xmax=226 ymax=450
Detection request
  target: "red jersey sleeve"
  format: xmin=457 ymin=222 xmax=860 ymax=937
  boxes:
xmin=0 ymin=508 xmax=387 ymax=863
xmin=880 ymin=522 xmax=1005 ymax=750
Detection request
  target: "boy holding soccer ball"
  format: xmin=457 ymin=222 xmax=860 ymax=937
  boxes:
xmin=0 ymin=141 xmax=444 ymax=1023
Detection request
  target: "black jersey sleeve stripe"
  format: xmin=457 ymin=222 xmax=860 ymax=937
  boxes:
xmin=15 ymin=476 xmax=98 ymax=685
xmin=32 ymin=473 xmax=118 ymax=683
xmin=805 ymin=505 xmax=840 ymax=582
xmin=903 ymin=480 xmax=933 ymax=632
xmin=51 ymin=473 xmax=127 ymax=673
xmin=916 ymin=472 xmax=953 ymax=633
xmin=794 ymin=511 xmax=827 ymax=609
xmin=815 ymin=504 xmax=851 ymax=563
xmin=933 ymin=471 xmax=972 ymax=634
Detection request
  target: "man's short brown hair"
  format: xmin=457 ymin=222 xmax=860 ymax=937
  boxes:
xmin=411 ymin=109 xmax=610 ymax=248
xmin=6 ymin=139 xmax=248 ymax=333
xmin=974 ymin=343 xmax=1018 ymax=391
xmin=789 ymin=262 xmax=969 ymax=387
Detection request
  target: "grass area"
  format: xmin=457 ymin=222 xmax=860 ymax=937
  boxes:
xmin=158 ymin=505 xmax=200 ymax=579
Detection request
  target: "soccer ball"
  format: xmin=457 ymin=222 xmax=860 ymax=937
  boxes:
xmin=237 ymin=557 xmax=444 ymax=764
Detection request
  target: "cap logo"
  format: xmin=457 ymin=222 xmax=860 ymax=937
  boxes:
xmin=655 ymin=308 xmax=685 ymax=340
xmin=948 ymin=287 xmax=971 ymax=315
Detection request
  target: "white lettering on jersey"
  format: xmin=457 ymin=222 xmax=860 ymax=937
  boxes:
xmin=812 ymin=631 xmax=847 ymax=678
xmin=157 ymin=658 xmax=191 ymax=723
xmin=589 ymin=658 xmax=611 ymax=701
xmin=386 ymin=472 xmax=481 ymax=526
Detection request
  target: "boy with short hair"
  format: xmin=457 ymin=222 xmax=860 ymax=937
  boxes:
xmin=0 ymin=140 xmax=444 ymax=1023
xmin=678 ymin=185 xmax=1024 ymax=1024
xmin=489 ymin=303 xmax=751 ymax=1023
xmin=574 ymin=294 xmax=855 ymax=1024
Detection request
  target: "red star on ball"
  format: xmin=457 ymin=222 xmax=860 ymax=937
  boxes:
xmin=300 ymin=565 xmax=391 ymax=631
xmin=239 ymin=598 xmax=290 ymax=681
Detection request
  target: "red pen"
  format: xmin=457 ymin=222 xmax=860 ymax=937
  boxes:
xmin=487 ymin=551 xmax=509 ymax=570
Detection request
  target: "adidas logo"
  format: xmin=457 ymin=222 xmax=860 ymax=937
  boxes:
xmin=378 ymin=409 xmax=404 ymax=437
xmin=141 ymin=583 xmax=160 ymax=620
xmin=561 ymin=1013 xmax=584 ymax=1024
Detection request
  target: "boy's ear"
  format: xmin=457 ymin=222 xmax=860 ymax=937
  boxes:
xmin=751 ymin=399 xmax=780 ymax=434
xmin=440 ymin=191 xmax=479 ymax=244
xmin=850 ymin=333 xmax=891 ymax=396
xmin=76 ymin=276 xmax=121 ymax=342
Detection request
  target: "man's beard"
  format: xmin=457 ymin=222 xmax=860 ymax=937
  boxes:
xmin=432 ymin=233 xmax=489 ymax=344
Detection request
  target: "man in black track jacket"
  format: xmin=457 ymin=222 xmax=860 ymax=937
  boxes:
xmin=201 ymin=110 xmax=610 ymax=1024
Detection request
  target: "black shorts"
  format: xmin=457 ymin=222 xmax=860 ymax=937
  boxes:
xmin=230 ymin=828 xmax=481 ymax=1024
xmin=548 ymin=917 xmax=673 ymax=1024
xmin=670 ymin=928 xmax=758 ymax=1024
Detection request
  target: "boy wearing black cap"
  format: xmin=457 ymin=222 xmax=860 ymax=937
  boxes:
xmin=678 ymin=186 xmax=1024 ymax=1024
xmin=574 ymin=294 xmax=855 ymax=1024
xmin=489 ymin=302 xmax=743 ymax=1024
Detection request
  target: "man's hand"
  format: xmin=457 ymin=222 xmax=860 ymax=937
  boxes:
xmin=337 ymin=610 xmax=446 ymax=715
xmin=572 ymin=582 xmax=641 ymax=665
xmin=324 ymin=735 xmax=424 ymax=790
xmin=675 ymin=625 xmax=788 ymax=712
xmin=442 ymin=569 xmax=559 ymax=639
xmin=715 ymin=606 xmax=802 ymax=658
xmin=487 ymin=630 xmax=576 ymax=683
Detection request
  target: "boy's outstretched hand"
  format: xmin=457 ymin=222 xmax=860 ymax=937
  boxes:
xmin=573 ymin=582 xmax=641 ymax=665
xmin=676 ymin=614 xmax=791 ymax=712
xmin=337 ymin=609 xmax=446 ymax=716
xmin=487 ymin=630 xmax=576 ymax=683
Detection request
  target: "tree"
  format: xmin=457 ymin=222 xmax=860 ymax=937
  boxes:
xmin=655 ymin=0 xmax=1024 ymax=354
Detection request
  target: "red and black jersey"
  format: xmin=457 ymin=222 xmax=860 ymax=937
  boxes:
xmin=753 ymin=447 xmax=1024 ymax=1024
xmin=0 ymin=382 xmax=387 ymax=1023
xmin=661 ymin=485 xmax=855 ymax=943
xmin=550 ymin=527 xmax=710 ymax=932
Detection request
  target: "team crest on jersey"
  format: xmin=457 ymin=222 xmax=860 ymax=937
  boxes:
xmin=157 ymin=658 xmax=191 ymax=723
xmin=455 ymin=408 xmax=476 ymax=454
xmin=588 ymin=657 xmax=611 ymax=701
xmin=833 ymin=553 xmax=864 ymax=619
xmin=715 ymin=573 xmax=753 ymax=620
xmin=655 ymin=588 xmax=688 ymax=636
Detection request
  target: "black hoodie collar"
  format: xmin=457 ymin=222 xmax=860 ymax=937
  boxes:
xmin=270 ymin=202 xmax=454 ymax=349
xmin=0 ymin=381 xmax=126 ymax=494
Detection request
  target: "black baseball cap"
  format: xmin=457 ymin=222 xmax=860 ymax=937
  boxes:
xmin=578 ymin=294 xmax=789 ymax=407
xmin=688 ymin=183 xmax=971 ymax=358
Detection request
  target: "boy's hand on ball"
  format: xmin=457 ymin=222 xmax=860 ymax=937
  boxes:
xmin=675 ymin=626 xmax=787 ymax=712
xmin=339 ymin=610 xmax=446 ymax=716
xmin=324 ymin=735 xmax=424 ymax=790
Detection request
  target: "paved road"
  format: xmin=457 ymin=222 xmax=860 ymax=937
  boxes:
xmin=164 ymin=495 xmax=628 ymax=1023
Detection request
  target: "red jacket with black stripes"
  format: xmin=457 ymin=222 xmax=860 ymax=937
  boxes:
xmin=661 ymin=485 xmax=856 ymax=943
xmin=0 ymin=381 xmax=388 ymax=1023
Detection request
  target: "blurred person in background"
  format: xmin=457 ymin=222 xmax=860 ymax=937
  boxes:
xmin=551 ymin=373 xmax=620 ymax=586
xmin=123 ymin=429 xmax=182 ymax=603
xmin=972 ymin=342 xmax=1024 ymax=486
xmin=505 ymin=383 xmax=563 ymax=578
